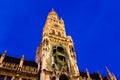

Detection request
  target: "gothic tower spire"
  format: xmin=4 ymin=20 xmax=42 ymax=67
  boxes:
xmin=42 ymin=9 xmax=66 ymax=37
xmin=36 ymin=9 xmax=80 ymax=80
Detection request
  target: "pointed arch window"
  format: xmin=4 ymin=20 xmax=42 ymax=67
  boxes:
xmin=43 ymin=38 xmax=49 ymax=45
xmin=69 ymin=45 xmax=74 ymax=53
xmin=58 ymin=32 xmax=61 ymax=37
xmin=46 ymin=39 xmax=49 ymax=45
xmin=52 ymin=30 xmax=55 ymax=35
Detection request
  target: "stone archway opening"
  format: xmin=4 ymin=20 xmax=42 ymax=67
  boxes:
xmin=59 ymin=74 xmax=69 ymax=80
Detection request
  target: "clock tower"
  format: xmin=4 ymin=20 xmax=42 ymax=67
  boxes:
xmin=36 ymin=9 xmax=80 ymax=80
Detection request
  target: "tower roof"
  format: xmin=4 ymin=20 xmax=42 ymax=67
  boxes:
xmin=47 ymin=8 xmax=58 ymax=19
xmin=48 ymin=8 xmax=58 ymax=16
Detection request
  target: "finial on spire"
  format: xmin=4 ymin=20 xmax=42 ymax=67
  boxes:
xmin=105 ymin=66 xmax=117 ymax=80
xmin=112 ymin=73 xmax=117 ymax=80
xmin=98 ymin=71 xmax=103 ymax=80
xmin=2 ymin=50 xmax=7 ymax=56
xmin=52 ymin=8 xmax=54 ymax=12
xmin=86 ymin=68 xmax=90 ymax=79
xmin=19 ymin=54 xmax=24 ymax=67
xmin=22 ymin=54 xmax=24 ymax=58
xmin=60 ymin=18 xmax=64 ymax=22
xmin=4 ymin=50 xmax=7 ymax=54
xmin=0 ymin=50 xmax=6 ymax=64
xmin=98 ymin=70 xmax=100 ymax=75
xmin=86 ymin=68 xmax=89 ymax=72
xmin=47 ymin=8 xmax=58 ymax=18
xmin=105 ymin=66 xmax=110 ymax=73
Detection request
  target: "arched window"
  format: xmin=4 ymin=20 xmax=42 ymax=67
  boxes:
xmin=43 ymin=39 xmax=45 ymax=43
xmin=58 ymin=32 xmax=61 ymax=37
xmin=52 ymin=30 xmax=55 ymax=35
xmin=69 ymin=45 xmax=74 ymax=53
xmin=71 ymin=46 xmax=74 ymax=52
xmin=43 ymin=38 xmax=49 ymax=45
xmin=45 ymin=39 xmax=49 ymax=45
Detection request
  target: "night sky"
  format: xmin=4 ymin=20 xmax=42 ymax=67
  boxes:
xmin=0 ymin=0 xmax=120 ymax=78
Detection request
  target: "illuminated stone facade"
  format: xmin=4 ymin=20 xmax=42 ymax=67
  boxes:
xmin=35 ymin=9 xmax=117 ymax=80
xmin=36 ymin=9 xmax=80 ymax=80
xmin=0 ymin=51 xmax=37 ymax=80
xmin=0 ymin=9 xmax=118 ymax=80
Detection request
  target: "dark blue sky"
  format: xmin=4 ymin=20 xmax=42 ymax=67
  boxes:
xmin=0 ymin=0 xmax=120 ymax=78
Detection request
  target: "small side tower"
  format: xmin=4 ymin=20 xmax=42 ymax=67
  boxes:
xmin=106 ymin=66 xmax=117 ymax=80
xmin=86 ymin=68 xmax=92 ymax=80
xmin=19 ymin=54 xmax=24 ymax=68
xmin=98 ymin=71 xmax=103 ymax=80
xmin=36 ymin=9 xmax=80 ymax=80
xmin=0 ymin=50 xmax=6 ymax=67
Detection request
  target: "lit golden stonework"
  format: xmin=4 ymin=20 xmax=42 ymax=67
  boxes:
xmin=36 ymin=9 xmax=117 ymax=80
xmin=36 ymin=9 xmax=80 ymax=80
xmin=0 ymin=51 xmax=37 ymax=80
xmin=0 ymin=9 xmax=117 ymax=80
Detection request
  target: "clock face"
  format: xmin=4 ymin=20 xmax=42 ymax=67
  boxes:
xmin=54 ymin=24 xmax=59 ymax=27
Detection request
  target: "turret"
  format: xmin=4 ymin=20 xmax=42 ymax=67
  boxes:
xmin=105 ymin=66 xmax=117 ymax=80
xmin=98 ymin=71 xmax=103 ymax=80
xmin=86 ymin=68 xmax=91 ymax=80
xmin=0 ymin=50 xmax=7 ymax=67
xmin=112 ymin=73 xmax=117 ymax=80
xmin=47 ymin=8 xmax=58 ymax=20
xmin=19 ymin=54 xmax=24 ymax=68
